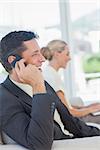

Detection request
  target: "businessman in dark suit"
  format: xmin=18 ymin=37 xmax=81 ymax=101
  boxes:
xmin=0 ymin=31 xmax=100 ymax=150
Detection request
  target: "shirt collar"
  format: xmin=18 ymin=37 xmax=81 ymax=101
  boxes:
xmin=10 ymin=77 xmax=33 ymax=97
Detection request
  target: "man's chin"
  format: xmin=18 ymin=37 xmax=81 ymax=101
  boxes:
xmin=62 ymin=65 xmax=66 ymax=69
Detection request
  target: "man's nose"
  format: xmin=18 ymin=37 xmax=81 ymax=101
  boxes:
xmin=69 ymin=56 xmax=71 ymax=61
xmin=40 ymin=53 xmax=46 ymax=62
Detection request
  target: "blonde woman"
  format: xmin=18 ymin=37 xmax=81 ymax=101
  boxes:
xmin=41 ymin=40 xmax=100 ymax=124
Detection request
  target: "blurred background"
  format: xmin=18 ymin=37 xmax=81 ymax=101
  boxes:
xmin=0 ymin=0 xmax=100 ymax=105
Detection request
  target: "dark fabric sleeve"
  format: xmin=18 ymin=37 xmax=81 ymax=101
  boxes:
xmin=56 ymin=98 xmax=100 ymax=138
xmin=2 ymin=94 xmax=54 ymax=150
xmin=45 ymin=81 xmax=100 ymax=138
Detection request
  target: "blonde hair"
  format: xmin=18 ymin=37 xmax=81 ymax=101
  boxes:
xmin=41 ymin=40 xmax=68 ymax=60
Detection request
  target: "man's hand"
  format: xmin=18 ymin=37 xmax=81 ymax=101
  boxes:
xmin=15 ymin=59 xmax=46 ymax=94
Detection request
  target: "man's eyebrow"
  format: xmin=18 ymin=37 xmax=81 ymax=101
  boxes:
xmin=32 ymin=50 xmax=40 ymax=53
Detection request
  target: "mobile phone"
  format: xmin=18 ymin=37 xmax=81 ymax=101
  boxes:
xmin=11 ymin=55 xmax=22 ymax=68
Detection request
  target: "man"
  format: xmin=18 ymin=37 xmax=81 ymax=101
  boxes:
xmin=0 ymin=31 xmax=100 ymax=150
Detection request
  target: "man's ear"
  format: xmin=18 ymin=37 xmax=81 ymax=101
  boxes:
xmin=7 ymin=55 xmax=16 ymax=64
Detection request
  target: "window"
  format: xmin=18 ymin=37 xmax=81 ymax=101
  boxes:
xmin=70 ymin=0 xmax=100 ymax=103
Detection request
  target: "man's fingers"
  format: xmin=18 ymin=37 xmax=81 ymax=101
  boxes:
xmin=14 ymin=59 xmax=26 ymax=80
xmin=15 ymin=59 xmax=26 ymax=70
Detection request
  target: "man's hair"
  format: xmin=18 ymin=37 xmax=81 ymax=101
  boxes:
xmin=0 ymin=31 xmax=38 ymax=72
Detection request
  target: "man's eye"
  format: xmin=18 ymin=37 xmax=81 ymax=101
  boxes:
xmin=66 ymin=53 xmax=70 ymax=56
xmin=32 ymin=54 xmax=38 ymax=56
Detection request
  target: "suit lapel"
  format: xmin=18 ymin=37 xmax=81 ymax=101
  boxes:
xmin=2 ymin=76 xmax=32 ymax=106
xmin=2 ymin=77 xmax=56 ymax=106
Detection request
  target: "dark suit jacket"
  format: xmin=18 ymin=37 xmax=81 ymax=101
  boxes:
xmin=0 ymin=77 xmax=100 ymax=150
